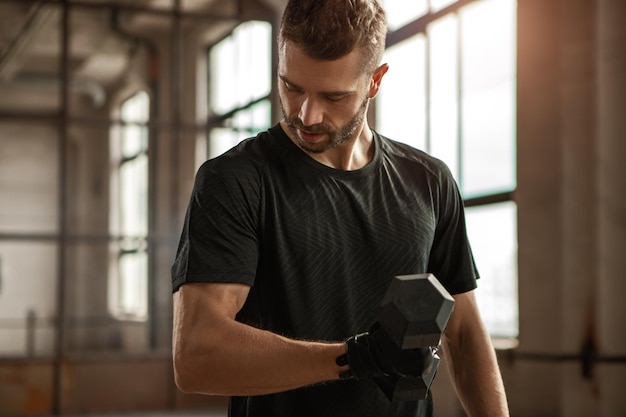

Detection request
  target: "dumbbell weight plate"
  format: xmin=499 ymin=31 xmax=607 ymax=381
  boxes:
xmin=377 ymin=273 xmax=455 ymax=350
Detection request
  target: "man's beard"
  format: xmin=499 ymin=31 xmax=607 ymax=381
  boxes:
xmin=280 ymin=96 xmax=369 ymax=154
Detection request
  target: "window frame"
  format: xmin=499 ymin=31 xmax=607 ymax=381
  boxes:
xmin=377 ymin=0 xmax=519 ymax=340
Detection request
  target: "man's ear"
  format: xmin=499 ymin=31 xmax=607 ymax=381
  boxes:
xmin=368 ymin=63 xmax=389 ymax=99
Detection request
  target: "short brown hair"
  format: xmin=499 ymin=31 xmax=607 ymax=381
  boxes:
xmin=278 ymin=0 xmax=387 ymax=75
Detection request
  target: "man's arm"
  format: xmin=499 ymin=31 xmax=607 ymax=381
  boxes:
xmin=441 ymin=290 xmax=510 ymax=416
xmin=172 ymin=282 xmax=348 ymax=396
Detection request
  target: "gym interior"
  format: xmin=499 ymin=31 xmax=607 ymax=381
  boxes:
xmin=0 ymin=0 xmax=624 ymax=416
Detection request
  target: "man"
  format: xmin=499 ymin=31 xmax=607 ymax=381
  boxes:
xmin=171 ymin=0 xmax=509 ymax=416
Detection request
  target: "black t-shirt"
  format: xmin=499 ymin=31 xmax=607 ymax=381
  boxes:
xmin=171 ymin=123 xmax=478 ymax=417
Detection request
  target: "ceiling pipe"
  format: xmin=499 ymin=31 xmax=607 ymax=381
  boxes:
xmin=0 ymin=2 xmax=106 ymax=107
xmin=0 ymin=2 xmax=57 ymax=81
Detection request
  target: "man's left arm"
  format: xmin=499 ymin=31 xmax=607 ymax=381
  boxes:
xmin=441 ymin=290 xmax=510 ymax=416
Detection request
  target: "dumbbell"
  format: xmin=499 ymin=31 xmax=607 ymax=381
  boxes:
xmin=374 ymin=273 xmax=455 ymax=402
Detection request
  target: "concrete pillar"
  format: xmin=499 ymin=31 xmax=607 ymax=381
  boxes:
xmin=515 ymin=1 xmax=566 ymax=413
xmin=596 ymin=0 xmax=626 ymax=415
xmin=515 ymin=0 xmax=626 ymax=415
xmin=560 ymin=1 xmax=598 ymax=415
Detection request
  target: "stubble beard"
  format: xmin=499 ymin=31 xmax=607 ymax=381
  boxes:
xmin=280 ymin=96 xmax=369 ymax=154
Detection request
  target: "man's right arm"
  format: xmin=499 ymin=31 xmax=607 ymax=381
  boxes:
xmin=172 ymin=282 xmax=348 ymax=396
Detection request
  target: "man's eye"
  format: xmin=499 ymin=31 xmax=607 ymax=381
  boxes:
xmin=284 ymin=82 xmax=298 ymax=92
xmin=326 ymin=95 xmax=346 ymax=103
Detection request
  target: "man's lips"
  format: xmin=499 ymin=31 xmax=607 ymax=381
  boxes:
xmin=299 ymin=129 xmax=325 ymax=142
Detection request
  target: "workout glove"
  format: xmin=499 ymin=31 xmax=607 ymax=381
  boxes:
xmin=340 ymin=324 xmax=436 ymax=380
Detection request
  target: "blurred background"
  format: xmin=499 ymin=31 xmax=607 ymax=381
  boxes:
xmin=0 ymin=0 xmax=624 ymax=415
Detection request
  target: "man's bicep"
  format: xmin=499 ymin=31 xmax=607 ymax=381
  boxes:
xmin=174 ymin=282 xmax=251 ymax=325
xmin=172 ymin=282 xmax=251 ymax=366
xmin=172 ymin=282 xmax=252 ymax=392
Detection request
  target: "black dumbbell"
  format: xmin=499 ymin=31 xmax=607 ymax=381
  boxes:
xmin=374 ymin=273 xmax=455 ymax=402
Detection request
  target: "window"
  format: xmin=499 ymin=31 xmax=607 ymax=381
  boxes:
xmin=384 ymin=0 xmax=428 ymax=31
xmin=208 ymin=20 xmax=272 ymax=158
xmin=465 ymin=202 xmax=518 ymax=339
xmin=377 ymin=0 xmax=518 ymax=339
xmin=109 ymin=91 xmax=149 ymax=320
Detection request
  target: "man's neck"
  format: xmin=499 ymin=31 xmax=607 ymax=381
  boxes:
xmin=281 ymin=121 xmax=375 ymax=171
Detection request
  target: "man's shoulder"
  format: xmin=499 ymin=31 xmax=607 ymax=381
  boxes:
xmin=196 ymin=126 xmax=285 ymax=179
xmin=376 ymin=132 xmax=451 ymax=179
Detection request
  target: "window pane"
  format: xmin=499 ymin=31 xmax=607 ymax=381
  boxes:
xmin=465 ymin=201 xmax=518 ymax=338
xmin=460 ymin=0 xmax=517 ymax=197
xmin=120 ymin=91 xmax=149 ymax=158
xmin=460 ymin=0 xmax=516 ymax=92
xmin=120 ymin=91 xmax=149 ymax=123
xmin=235 ymin=21 xmax=272 ymax=106
xmin=382 ymin=0 xmax=428 ymax=31
xmin=119 ymin=154 xmax=148 ymax=236
xmin=121 ymin=125 xmax=148 ymax=158
xmin=209 ymin=127 xmax=248 ymax=158
xmin=428 ymin=15 xmax=459 ymax=179
xmin=115 ymin=251 xmax=148 ymax=320
xmin=461 ymin=83 xmax=516 ymax=197
xmin=210 ymin=21 xmax=271 ymax=114
xmin=232 ymin=99 xmax=271 ymax=132
xmin=210 ymin=36 xmax=236 ymax=114
xmin=376 ymin=34 xmax=427 ymax=150
xmin=208 ymin=100 xmax=271 ymax=159
xmin=430 ymin=0 xmax=458 ymax=13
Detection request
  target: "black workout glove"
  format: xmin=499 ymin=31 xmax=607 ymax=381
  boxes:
xmin=340 ymin=324 xmax=436 ymax=380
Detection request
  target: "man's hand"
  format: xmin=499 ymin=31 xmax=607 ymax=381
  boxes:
xmin=342 ymin=325 xmax=436 ymax=380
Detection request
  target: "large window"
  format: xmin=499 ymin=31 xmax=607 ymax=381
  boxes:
xmin=208 ymin=20 xmax=272 ymax=158
xmin=109 ymin=91 xmax=150 ymax=320
xmin=378 ymin=0 xmax=518 ymax=339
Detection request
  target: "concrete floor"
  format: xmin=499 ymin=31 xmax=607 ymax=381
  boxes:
xmin=41 ymin=410 xmax=227 ymax=417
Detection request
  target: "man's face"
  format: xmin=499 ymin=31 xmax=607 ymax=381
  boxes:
xmin=277 ymin=42 xmax=372 ymax=154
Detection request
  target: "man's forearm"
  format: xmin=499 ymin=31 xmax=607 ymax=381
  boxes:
xmin=173 ymin=288 xmax=348 ymax=396
xmin=174 ymin=319 xmax=347 ymax=396
xmin=442 ymin=323 xmax=509 ymax=416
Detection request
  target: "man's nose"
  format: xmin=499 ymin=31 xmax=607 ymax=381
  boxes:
xmin=299 ymin=97 xmax=324 ymax=126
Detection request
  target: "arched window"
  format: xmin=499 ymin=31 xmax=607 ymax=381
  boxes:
xmin=109 ymin=91 xmax=149 ymax=320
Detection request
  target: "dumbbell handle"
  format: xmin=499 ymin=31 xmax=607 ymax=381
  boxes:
xmin=374 ymin=345 xmax=441 ymax=402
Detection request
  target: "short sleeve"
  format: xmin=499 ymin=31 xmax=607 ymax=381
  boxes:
xmin=427 ymin=163 xmax=479 ymax=295
xmin=171 ymin=159 xmax=261 ymax=292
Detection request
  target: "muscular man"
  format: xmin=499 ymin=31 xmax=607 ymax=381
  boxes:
xmin=171 ymin=0 xmax=509 ymax=415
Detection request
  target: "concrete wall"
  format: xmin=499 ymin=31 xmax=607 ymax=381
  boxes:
xmin=509 ymin=0 xmax=624 ymax=415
